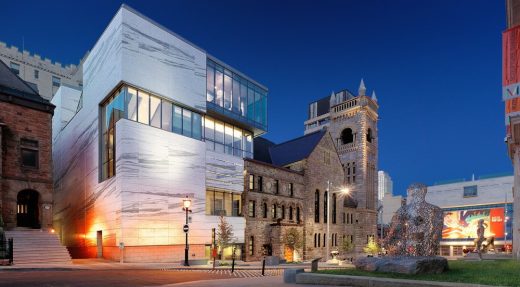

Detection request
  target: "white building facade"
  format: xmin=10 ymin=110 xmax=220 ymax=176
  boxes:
xmin=52 ymin=5 xmax=267 ymax=262
xmin=425 ymin=175 xmax=513 ymax=257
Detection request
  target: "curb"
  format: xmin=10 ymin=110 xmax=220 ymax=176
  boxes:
xmin=295 ymin=273 xmax=502 ymax=287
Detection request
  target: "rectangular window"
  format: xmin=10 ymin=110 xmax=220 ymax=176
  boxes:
xmin=240 ymin=82 xmax=247 ymax=117
xmin=214 ymin=120 xmax=225 ymax=153
xmin=272 ymin=204 xmax=276 ymax=219
xmin=150 ymin=96 xmax=161 ymax=128
xmin=258 ymin=176 xmax=263 ymax=192
xmin=224 ymin=124 xmax=233 ymax=155
xmin=126 ymin=87 xmax=138 ymax=121
xmin=20 ymin=139 xmax=39 ymax=168
xmin=247 ymin=87 xmax=255 ymax=121
xmin=52 ymin=75 xmax=61 ymax=87
xmin=249 ymin=236 xmax=254 ymax=256
xmin=173 ymin=105 xmax=183 ymax=134
xmin=249 ymin=174 xmax=255 ymax=190
xmin=274 ymin=180 xmax=279 ymax=194
xmin=206 ymin=190 xmax=242 ymax=217
xmin=289 ymin=183 xmax=294 ymax=197
xmin=224 ymin=72 xmax=232 ymax=110
xmin=161 ymin=101 xmax=172 ymax=132
xmin=248 ymin=200 xmax=256 ymax=217
xmin=215 ymin=68 xmax=224 ymax=107
xmin=34 ymin=69 xmax=39 ymax=79
xmin=463 ymin=185 xmax=478 ymax=197
xmin=233 ymin=127 xmax=242 ymax=157
xmin=137 ymin=91 xmax=149 ymax=124
xmin=182 ymin=109 xmax=192 ymax=137
xmin=206 ymin=64 xmax=215 ymax=102
xmin=232 ymin=193 xmax=241 ymax=216
xmin=192 ymin=113 xmax=202 ymax=140
xmin=232 ymin=77 xmax=240 ymax=113
xmin=10 ymin=62 xmax=20 ymax=75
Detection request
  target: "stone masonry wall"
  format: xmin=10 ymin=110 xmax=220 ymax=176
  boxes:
xmin=0 ymin=100 xmax=53 ymax=229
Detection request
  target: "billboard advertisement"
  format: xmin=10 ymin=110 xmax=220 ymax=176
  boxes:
xmin=442 ymin=207 xmax=504 ymax=239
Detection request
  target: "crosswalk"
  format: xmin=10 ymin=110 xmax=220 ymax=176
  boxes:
xmin=163 ymin=268 xmax=284 ymax=278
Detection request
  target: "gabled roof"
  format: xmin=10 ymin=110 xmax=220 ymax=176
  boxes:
xmin=269 ymin=129 xmax=327 ymax=167
xmin=0 ymin=60 xmax=54 ymax=113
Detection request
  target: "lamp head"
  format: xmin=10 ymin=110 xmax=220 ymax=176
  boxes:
xmin=340 ymin=187 xmax=350 ymax=194
xmin=183 ymin=196 xmax=191 ymax=209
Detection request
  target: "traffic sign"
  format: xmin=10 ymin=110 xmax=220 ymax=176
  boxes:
xmin=183 ymin=224 xmax=189 ymax=233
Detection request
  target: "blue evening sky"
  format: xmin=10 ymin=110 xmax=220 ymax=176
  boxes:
xmin=0 ymin=0 xmax=509 ymax=196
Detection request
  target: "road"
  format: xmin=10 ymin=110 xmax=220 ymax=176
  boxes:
xmin=0 ymin=269 xmax=233 ymax=287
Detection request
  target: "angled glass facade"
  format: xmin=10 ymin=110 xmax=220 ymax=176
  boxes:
xmin=206 ymin=58 xmax=267 ymax=133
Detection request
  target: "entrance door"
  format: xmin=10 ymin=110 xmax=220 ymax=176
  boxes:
xmin=97 ymin=231 xmax=103 ymax=258
xmin=284 ymin=245 xmax=294 ymax=263
xmin=16 ymin=190 xmax=40 ymax=228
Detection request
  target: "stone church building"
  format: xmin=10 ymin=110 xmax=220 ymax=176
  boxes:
xmin=0 ymin=60 xmax=55 ymax=230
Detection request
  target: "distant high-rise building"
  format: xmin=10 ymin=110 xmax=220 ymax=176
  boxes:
xmin=378 ymin=171 xmax=393 ymax=200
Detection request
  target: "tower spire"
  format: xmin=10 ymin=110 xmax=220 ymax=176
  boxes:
xmin=329 ymin=91 xmax=336 ymax=106
xmin=358 ymin=78 xmax=366 ymax=96
xmin=371 ymin=90 xmax=377 ymax=101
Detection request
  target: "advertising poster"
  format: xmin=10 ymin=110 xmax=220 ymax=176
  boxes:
xmin=442 ymin=207 xmax=505 ymax=239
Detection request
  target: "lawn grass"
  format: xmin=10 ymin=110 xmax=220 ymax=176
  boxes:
xmin=317 ymin=260 xmax=520 ymax=287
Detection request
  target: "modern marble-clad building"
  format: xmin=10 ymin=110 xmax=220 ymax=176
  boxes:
xmin=52 ymin=5 xmax=267 ymax=262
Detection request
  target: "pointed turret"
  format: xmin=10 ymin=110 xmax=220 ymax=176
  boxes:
xmin=329 ymin=91 xmax=336 ymax=106
xmin=371 ymin=90 xmax=377 ymax=102
xmin=358 ymin=78 xmax=366 ymax=96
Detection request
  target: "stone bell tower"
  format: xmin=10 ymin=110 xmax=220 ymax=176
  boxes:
xmin=329 ymin=79 xmax=379 ymax=248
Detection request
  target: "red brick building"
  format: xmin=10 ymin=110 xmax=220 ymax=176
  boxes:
xmin=0 ymin=60 xmax=54 ymax=230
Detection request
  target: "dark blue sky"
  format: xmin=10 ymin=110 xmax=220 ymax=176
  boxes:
xmin=0 ymin=1 xmax=510 ymax=195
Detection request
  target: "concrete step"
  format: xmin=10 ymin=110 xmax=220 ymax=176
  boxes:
xmin=5 ymin=230 xmax=72 ymax=265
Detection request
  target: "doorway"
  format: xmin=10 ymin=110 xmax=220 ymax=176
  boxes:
xmin=16 ymin=190 xmax=40 ymax=228
xmin=97 ymin=230 xmax=103 ymax=258
xmin=284 ymin=245 xmax=294 ymax=262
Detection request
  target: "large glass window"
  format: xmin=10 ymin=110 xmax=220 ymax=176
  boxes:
xmin=137 ymin=91 xmax=149 ymax=125
xmin=232 ymin=77 xmax=240 ymax=114
xmin=182 ymin=109 xmax=192 ymax=137
xmin=161 ymin=100 xmax=172 ymax=132
xmin=150 ymin=96 xmax=161 ymax=128
xmin=215 ymin=68 xmax=224 ymax=107
xmin=203 ymin=115 xmax=253 ymax=158
xmin=173 ymin=105 xmax=183 ymax=134
xmin=224 ymin=72 xmax=232 ymax=110
xmin=207 ymin=64 xmax=215 ymax=103
xmin=205 ymin=190 xmax=242 ymax=217
xmin=100 ymin=85 xmax=204 ymax=182
xmin=206 ymin=59 xmax=267 ymax=131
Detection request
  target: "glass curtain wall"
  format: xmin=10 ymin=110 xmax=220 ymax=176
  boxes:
xmin=206 ymin=59 xmax=267 ymax=131
xmin=204 ymin=115 xmax=253 ymax=158
xmin=100 ymin=85 xmax=203 ymax=181
xmin=205 ymin=189 xmax=242 ymax=217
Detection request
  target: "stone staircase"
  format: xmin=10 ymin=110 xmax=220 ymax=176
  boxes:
xmin=5 ymin=229 xmax=72 ymax=265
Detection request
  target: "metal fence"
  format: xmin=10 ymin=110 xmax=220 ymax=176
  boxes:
xmin=0 ymin=237 xmax=13 ymax=265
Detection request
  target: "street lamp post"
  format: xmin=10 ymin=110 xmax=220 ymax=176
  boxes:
xmin=326 ymin=181 xmax=350 ymax=262
xmin=182 ymin=196 xmax=191 ymax=266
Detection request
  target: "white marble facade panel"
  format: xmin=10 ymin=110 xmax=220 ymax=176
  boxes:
xmin=120 ymin=8 xmax=206 ymax=112
xmin=205 ymin=150 xmax=244 ymax=193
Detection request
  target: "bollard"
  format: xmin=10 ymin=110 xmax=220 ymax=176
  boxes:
xmin=262 ymin=257 xmax=266 ymax=276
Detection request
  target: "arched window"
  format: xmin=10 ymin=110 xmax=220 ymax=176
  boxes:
xmin=289 ymin=206 xmax=293 ymax=220
xmin=314 ymin=190 xmax=320 ymax=223
xmin=272 ymin=204 xmax=277 ymax=219
xmin=323 ymin=191 xmax=328 ymax=223
xmin=323 ymin=233 xmax=326 ymax=247
xmin=341 ymin=128 xmax=354 ymax=144
xmin=314 ymin=234 xmax=317 ymax=247
xmin=318 ymin=233 xmax=321 ymax=247
xmin=282 ymin=205 xmax=285 ymax=219
xmin=263 ymin=202 xmax=268 ymax=218
xmin=297 ymin=207 xmax=301 ymax=224
xmin=366 ymin=128 xmax=373 ymax=143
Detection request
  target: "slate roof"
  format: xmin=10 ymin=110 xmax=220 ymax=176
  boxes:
xmin=253 ymin=137 xmax=276 ymax=164
xmin=0 ymin=60 xmax=54 ymax=113
xmin=269 ymin=129 xmax=327 ymax=167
